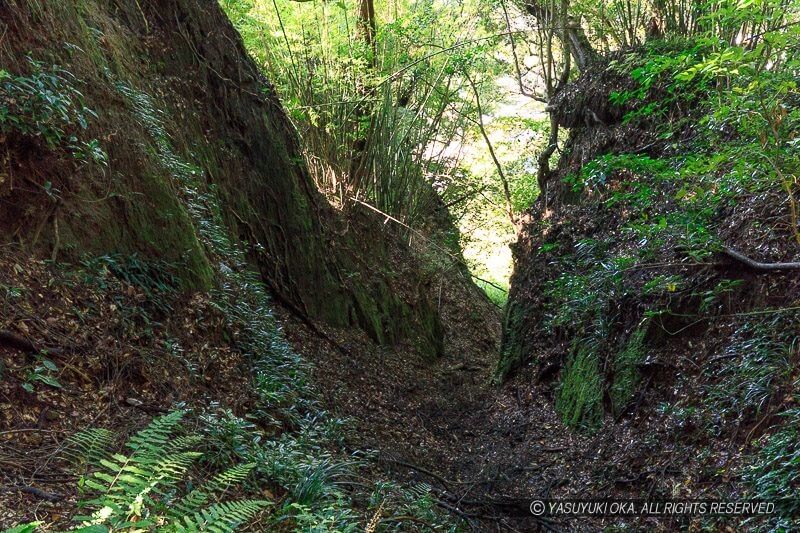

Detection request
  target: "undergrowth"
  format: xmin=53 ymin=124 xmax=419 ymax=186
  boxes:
xmin=609 ymin=324 xmax=647 ymax=416
xmin=705 ymin=317 xmax=798 ymax=427
xmin=744 ymin=409 xmax=800 ymax=531
xmin=65 ymin=411 xmax=270 ymax=531
xmin=534 ymin=19 xmax=800 ymax=435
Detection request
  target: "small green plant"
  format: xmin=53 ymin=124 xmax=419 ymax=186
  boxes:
xmin=66 ymin=411 xmax=271 ymax=531
xmin=544 ymin=272 xmax=597 ymax=331
xmin=744 ymin=409 xmax=800 ymax=530
xmin=705 ymin=318 xmax=797 ymax=423
xmin=22 ymin=352 xmax=62 ymax=393
xmin=0 ymin=60 xmax=106 ymax=165
xmin=696 ymin=278 xmax=743 ymax=313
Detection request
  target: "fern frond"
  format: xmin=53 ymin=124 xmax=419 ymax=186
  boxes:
xmin=169 ymin=463 xmax=257 ymax=518
xmin=105 ymin=451 xmax=200 ymax=498
xmin=164 ymin=434 xmax=204 ymax=453
xmin=65 ymin=428 xmax=114 ymax=466
xmin=69 ymin=412 xmax=266 ymax=532
xmin=175 ymin=499 xmax=271 ymax=532
xmin=125 ymin=410 xmax=186 ymax=457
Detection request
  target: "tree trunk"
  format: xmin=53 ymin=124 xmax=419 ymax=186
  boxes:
xmin=521 ymin=0 xmax=598 ymax=71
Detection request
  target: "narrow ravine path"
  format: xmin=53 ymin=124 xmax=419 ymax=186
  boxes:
xmin=279 ymin=274 xmax=706 ymax=532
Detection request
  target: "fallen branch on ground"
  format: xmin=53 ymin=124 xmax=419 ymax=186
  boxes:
xmin=0 ymin=484 xmax=62 ymax=502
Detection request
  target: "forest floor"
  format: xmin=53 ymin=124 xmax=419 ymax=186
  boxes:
xmin=281 ymin=300 xmax=594 ymax=531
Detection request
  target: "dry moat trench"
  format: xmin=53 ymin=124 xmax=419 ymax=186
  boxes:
xmin=2 ymin=1 xmax=791 ymax=530
xmin=276 ymin=269 xmax=698 ymax=532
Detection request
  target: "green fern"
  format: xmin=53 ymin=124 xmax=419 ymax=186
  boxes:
xmin=125 ymin=410 xmax=188 ymax=455
xmin=65 ymin=411 xmax=271 ymax=532
xmin=66 ymin=427 xmax=114 ymax=466
xmin=174 ymin=500 xmax=270 ymax=532
xmin=169 ymin=463 xmax=257 ymax=518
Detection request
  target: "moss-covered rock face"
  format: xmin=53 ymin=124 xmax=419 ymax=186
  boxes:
xmin=0 ymin=0 xmax=442 ymax=353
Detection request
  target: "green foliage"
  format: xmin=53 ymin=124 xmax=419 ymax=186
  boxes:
xmin=474 ymin=278 xmax=508 ymax=308
xmin=5 ymin=523 xmax=42 ymax=533
xmin=220 ymin=0 xmax=539 ymax=301
xmin=66 ymin=428 xmax=115 ymax=466
xmin=114 ymin=81 xmax=408 ymax=530
xmin=17 ymin=348 xmax=63 ymax=393
xmin=556 ymin=341 xmax=604 ymax=429
xmin=696 ymin=278 xmax=743 ymax=313
xmin=705 ymin=318 xmax=797 ymax=423
xmin=596 ymin=2 xmax=800 ymax=256
xmin=543 ymin=239 xmax=631 ymax=334
xmin=744 ymin=409 xmax=800 ymax=531
xmin=80 ymin=253 xmax=179 ymax=312
xmin=543 ymin=7 xmax=800 ymax=447
xmin=0 ymin=59 xmax=106 ymax=165
xmin=367 ymin=481 xmax=457 ymax=531
xmin=545 ymin=271 xmax=597 ymax=329
xmin=220 ymin=0 xmax=493 ymax=224
xmin=66 ymin=411 xmax=270 ymax=532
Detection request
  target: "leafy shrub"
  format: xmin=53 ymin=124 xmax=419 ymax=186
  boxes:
xmin=0 ymin=59 xmax=106 ymax=164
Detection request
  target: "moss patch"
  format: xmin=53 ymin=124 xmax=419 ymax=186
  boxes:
xmin=610 ymin=324 xmax=647 ymax=416
xmin=556 ymin=342 xmax=603 ymax=429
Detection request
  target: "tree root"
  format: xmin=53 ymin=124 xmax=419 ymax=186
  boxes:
xmin=0 ymin=329 xmax=62 ymax=355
